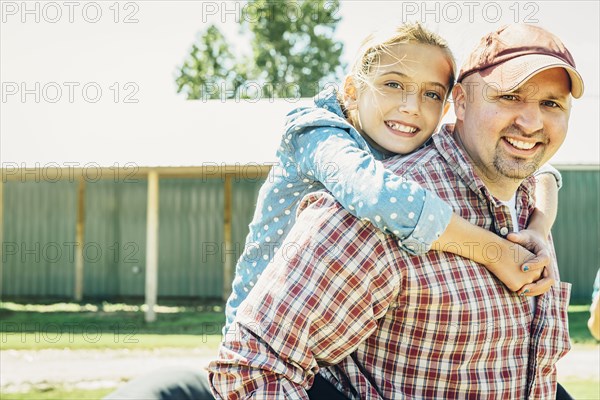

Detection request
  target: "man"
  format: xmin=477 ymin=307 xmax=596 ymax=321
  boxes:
xmin=208 ymin=24 xmax=584 ymax=399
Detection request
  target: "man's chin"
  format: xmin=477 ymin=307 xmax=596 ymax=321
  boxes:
xmin=494 ymin=158 xmax=541 ymax=181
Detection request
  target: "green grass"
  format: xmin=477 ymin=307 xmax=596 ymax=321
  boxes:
xmin=1 ymin=332 xmax=223 ymax=350
xmin=561 ymin=378 xmax=600 ymax=399
xmin=1 ymin=300 xmax=225 ymax=350
xmin=568 ymin=303 xmax=599 ymax=344
xmin=1 ymin=386 xmax=114 ymax=400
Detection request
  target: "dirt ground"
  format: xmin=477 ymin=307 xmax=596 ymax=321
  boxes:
xmin=0 ymin=347 xmax=215 ymax=393
xmin=1 ymin=345 xmax=598 ymax=394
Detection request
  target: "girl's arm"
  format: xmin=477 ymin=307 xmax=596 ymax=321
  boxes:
xmin=432 ymin=214 xmax=547 ymax=293
xmin=290 ymin=126 xmax=451 ymax=255
xmin=289 ymin=126 xmax=543 ymax=292
xmin=433 ymin=171 xmax=561 ymax=296
xmin=506 ymin=172 xmax=560 ymax=295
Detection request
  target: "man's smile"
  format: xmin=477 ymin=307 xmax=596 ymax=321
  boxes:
xmin=502 ymin=136 xmax=543 ymax=156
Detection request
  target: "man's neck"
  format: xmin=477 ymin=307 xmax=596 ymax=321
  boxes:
xmin=471 ymin=166 xmax=521 ymax=201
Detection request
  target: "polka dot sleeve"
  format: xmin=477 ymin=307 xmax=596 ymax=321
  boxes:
xmin=290 ymin=126 xmax=453 ymax=255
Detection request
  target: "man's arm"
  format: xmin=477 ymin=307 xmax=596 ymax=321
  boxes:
xmin=207 ymin=192 xmax=400 ymax=399
xmin=529 ymin=172 xmax=559 ymax=237
xmin=505 ymin=172 xmax=560 ymax=295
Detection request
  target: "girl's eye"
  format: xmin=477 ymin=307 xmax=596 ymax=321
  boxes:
xmin=425 ymin=91 xmax=442 ymax=101
xmin=385 ymin=82 xmax=403 ymax=89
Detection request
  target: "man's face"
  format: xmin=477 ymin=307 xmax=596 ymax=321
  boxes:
xmin=454 ymin=68 xmax=572 ymax=186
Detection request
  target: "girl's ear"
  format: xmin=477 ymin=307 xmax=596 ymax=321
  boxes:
xmin=343 ymin=75 xmax=359 ymax=111
xmin=452 ymin=83 xmax=467 ymax=121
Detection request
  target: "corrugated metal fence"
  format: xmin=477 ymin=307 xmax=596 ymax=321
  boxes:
xmin=1 ymin=169 xmax=598 ymax=301
xmin=2 ymin=176 xmax=263 ymax=300
xmin=553 ymin=169 xmax=600 ymax=301
xmin=3 ymin=180 xmax=77 ymax=297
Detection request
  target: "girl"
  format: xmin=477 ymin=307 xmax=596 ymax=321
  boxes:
xmin=224 ymin=22 xmax=559 ymax=334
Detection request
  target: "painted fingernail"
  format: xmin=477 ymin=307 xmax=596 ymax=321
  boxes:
xmin=523 ymin=266 xmax=529 ymax=272
xmin=524 ymin=289 xmax=530 ymax=295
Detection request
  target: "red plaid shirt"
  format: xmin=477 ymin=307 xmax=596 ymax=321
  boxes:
xmin=208 ymin=124 xmax=571 ymax=399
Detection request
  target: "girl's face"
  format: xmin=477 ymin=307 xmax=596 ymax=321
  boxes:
xmin=348 ymin=43 xmax=453 ymax=155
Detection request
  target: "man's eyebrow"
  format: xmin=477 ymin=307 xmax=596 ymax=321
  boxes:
xmin=379 ymin=71 xmax=448 ymax=92
xmin=510 ymin=86 xmax=569 ymax=101
xmin=544 ymin=93 xmax=570 ymax=102
xmin=509 ymin=86 xmax=527 ymax=94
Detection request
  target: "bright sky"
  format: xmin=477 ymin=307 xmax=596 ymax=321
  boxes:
xmin=1 ymin=1 xmax=599 ymax=166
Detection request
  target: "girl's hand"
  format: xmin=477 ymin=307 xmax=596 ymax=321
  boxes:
xmin=483 ymin=241 xmax=542 ymax=292
xmin=506 ymin=230 xmax=556 ymax=296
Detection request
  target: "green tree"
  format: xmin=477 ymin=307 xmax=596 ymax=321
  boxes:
xmin=176 ymin=0 xmax=344 ymax=100
xmin=175 ymin=25 xmax=248 ymax=100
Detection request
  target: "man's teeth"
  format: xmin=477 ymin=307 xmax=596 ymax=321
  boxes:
xmin=386 ymin=121 xmax=417 ymax=134
xmin=506 ymin=137 xmax=536 ymax=150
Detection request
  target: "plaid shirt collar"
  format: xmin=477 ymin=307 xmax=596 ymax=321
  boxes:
xmin=434 ymin=123 xmax=537 ymax=212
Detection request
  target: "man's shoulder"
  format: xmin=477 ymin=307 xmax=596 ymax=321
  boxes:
xmin=297 ymin=190 xmax=386 ymax=240
xmin=382 ymin=139 xmax=447 ymax=182
xmin=297 ymin=190 xmax=346 ymax=217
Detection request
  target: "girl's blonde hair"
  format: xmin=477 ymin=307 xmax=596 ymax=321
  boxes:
xmin=346 ymin=22 xmax=456 ymax=98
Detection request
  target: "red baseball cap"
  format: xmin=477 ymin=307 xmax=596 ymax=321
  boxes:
xmin=457 ymin=24 xmax=584 ymax=98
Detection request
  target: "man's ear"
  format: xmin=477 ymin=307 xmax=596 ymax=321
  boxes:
xmin=452 ymin=83 xmax=467 ymax=121
xmin=343 ymin=75 xmax=358 ymax=111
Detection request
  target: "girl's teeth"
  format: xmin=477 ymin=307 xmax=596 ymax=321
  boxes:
xmin=506 ymin=137 xmax=535 ymax=150
xmin=386 ymin=121 xmax=416 ymax=133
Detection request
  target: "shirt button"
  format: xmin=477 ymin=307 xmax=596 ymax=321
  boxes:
xmin=500 ymin=227 xmax=509 ymax=236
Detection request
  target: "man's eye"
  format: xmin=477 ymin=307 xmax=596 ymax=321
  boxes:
xmin=541 ymin=100 xmax=560 ymax=108
xmin=500 ymin=94 xmax=518 ymax=101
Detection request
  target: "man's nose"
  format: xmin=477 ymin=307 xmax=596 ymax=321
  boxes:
xmin=514 ymin=102 xmax=544 ymax=134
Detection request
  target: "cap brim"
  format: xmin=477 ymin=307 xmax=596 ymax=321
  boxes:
xmin=479 ymin=54 xmax=584 ymax=99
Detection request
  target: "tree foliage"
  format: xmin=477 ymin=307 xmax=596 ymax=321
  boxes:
xmin=175 ymin=25 xmax=248 ymax=100
xmin=176 ymin=0 xmax=344 ymax=100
